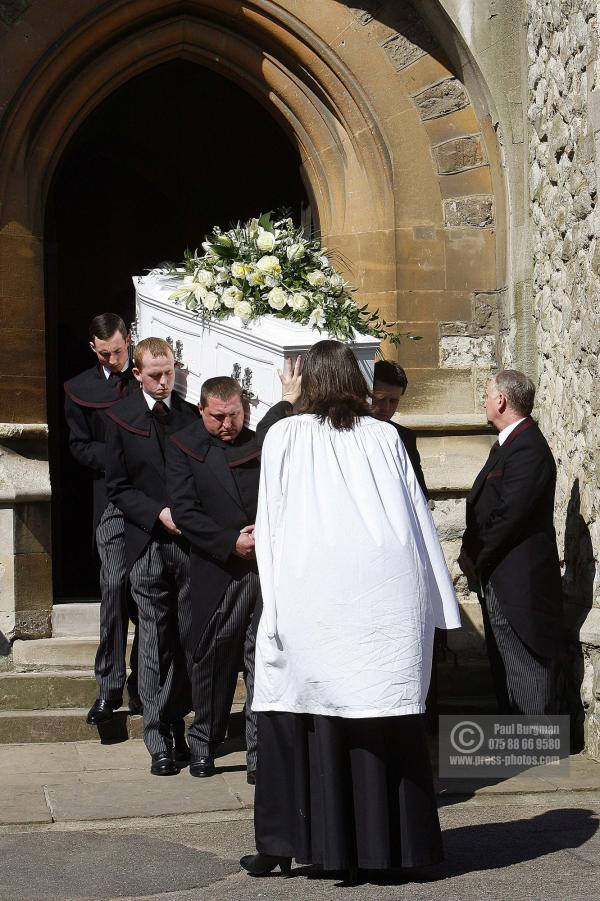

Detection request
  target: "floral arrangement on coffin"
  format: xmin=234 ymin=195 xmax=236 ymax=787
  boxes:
xmin=167 ymin=213 xmax=402 ymax=344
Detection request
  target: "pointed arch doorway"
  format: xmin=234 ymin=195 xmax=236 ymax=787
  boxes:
xmin=45 ymin=59 xmax=310 ymax=599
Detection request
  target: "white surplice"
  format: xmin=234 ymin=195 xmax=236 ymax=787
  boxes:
xmin=253 ymin=414 xmax=461 ymax=718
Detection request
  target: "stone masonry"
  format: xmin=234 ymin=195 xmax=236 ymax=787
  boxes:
xmin=528 ymin=0 xmax=600 ymax=756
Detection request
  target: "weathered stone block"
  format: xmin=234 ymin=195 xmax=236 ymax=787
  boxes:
xmin=379 ymin=8 xmax=437 ymax=72
xmin=13 ymin=554 xmax=52 ymax=611
xmin=440 ymin=335 xmax=497 ymax=369
xmin=347 ymin=2 xmax=382 ymax=25
xmin=13 ymin=503 xmax=51 ymax=555
xmin=434 ymin=135 xmax=486 ymax=174
xmin=413 ymin=78 xmax=470 ymax=120
xmin=444 ymin=197 xmax=494 ymax=228
xmin=0 ymin=1 xmax=30 ymax=28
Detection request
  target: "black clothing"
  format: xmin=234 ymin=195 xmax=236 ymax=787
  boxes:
xmin=389 ymin=421 xmax=429 ymax=500
xmin=64 ymin=364 xmax=139 ymax=533
xmin=105 ymin=390 xmax=198 ymax=572
xmin=254 ymin=712 xmax=443 ymax=870
xmin=166 ymin=419 xmax=261 ymax=652
xmin=461 ymin=417 xmax=562 ymax=659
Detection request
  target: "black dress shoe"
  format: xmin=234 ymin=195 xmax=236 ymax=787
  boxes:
xmin=150 ymin=752 xmax=179 ymax=776
xmin=189 ymin=756 xmax=215 ymax=778
xmin=86 ymin=698 xmax=120 ymax=725
xmin=240 ymin=853 xmax=291 ymax=877
xmin=246 ymin=770 xmax=256 ymax=785
xmin=128 ymin=695 xmax=143 ymax=716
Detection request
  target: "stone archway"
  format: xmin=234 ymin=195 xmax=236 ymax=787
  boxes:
xmin=0 ymin=0 xmax=507 ymax=641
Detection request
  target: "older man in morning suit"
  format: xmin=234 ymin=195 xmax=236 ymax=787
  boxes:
xmin=459 ymin=370 xmax=563 ymax=714
xmin=105 ymin=337 xmax=198 ymax=775
xmin=64 ymin=313 xmax=141 ymax=725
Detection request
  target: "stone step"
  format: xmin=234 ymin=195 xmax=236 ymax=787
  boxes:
xmin=0 ymin=671 xmax=97 ymax=711
xmin=0 ymin=703 xmax=245 ymax=744
xmin=12 ymin=637 xmax=133 ymax=670
xmin=51 ymin=603 xmax=135 ymax=638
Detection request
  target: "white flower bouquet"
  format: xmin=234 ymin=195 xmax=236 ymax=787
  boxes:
xmin=167 ymin=213 xmax=399 ymax=343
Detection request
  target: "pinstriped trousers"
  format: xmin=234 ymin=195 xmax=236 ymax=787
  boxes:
xmin=95 ymin=503 xmax=139 ymax=703
xmin=187 ymin=571 xmax=260 ymax=771
xmin=130 ymin=536 xmax=192 ymax=755
xmin=482 ymin=581 xmax=558 ymax=715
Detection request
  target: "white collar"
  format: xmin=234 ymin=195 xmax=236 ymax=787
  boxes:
xmin=142 ymin=391 xmax=172 ymax=411
xmin=498 ymin=417 xmax=526 ymax=446
xmin=102 ymin=359 xmax=130 ymax=380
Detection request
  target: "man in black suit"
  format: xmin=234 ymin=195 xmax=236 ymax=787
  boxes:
xmin=459 ymin=370 xmax=563 ymax=714
xmin=64 ymin=313 xmax=141 ymax=725
xmin=105 ymin=337 xmax=198 ymax=774
xmin=371 ymin=360 xmax=429 ymax=500
xmin=167 ymin=377 xmax=262 ymax=781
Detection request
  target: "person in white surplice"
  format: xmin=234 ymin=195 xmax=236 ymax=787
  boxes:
xmin=240 ymin=340 xmax=461 ymax=883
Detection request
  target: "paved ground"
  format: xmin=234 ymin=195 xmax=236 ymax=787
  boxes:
xmin=1 ymin=738 xmax=599 ymax=899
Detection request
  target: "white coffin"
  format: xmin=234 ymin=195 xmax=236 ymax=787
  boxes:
xmin=134 ymin=272 xmax=380 ymax=429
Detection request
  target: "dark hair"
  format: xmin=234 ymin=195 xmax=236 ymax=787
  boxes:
xmin=373 ymin=359 xmax=408 ymax=393
xmin=295 ymin=340 xmax=371 ymax=430
xmin=493 ymin=370 xmax=535 ymax=416
xmin=89 ymin=313 xmax=128 ymax=342
xmin=200 ymin=376 xmax=243 ymax=407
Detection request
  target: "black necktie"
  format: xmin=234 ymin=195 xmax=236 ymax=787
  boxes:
xmin=152 ymin=400 xmax=170 ymax=420
xmin=108 ymin=371 xmax=127 ymax=396
xmin=152 ymin=400 xmax=170 ymax=454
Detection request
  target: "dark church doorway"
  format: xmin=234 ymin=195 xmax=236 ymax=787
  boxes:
xmin=45 ymin=59 xmax=310 ymax=600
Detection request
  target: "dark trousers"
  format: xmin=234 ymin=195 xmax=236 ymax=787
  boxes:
xmin=187 ymin=571 xmax=260 ymax=770
xmin=130 ymin=535 xmax=192 ymax=755
xmin=95 ymin=503 xmax=138 ymax=703
xmin=482 ymin=581 xmax=558 ymax=715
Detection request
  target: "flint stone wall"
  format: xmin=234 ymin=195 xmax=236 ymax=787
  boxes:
xmin=528 ymin=0 xmax=600 ymax=756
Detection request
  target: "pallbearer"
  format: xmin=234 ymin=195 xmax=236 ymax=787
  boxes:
xmin=167 ymin=377 xmax=262 ymax=783
xmin=64 ymin=313 xmax=141 ymax=725
xmin=105 ymin=337 xmax=197 ymax=775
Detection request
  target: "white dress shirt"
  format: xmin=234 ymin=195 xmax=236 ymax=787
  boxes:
xmin=498 ymin=417 xmax=526 ymax=446
xmin=142 ymin=391 xmax=172 ymax=411
xmin=102 ymin=360 xmax=130 ymax=380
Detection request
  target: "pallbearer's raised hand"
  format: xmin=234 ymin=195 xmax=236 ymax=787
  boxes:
xmin=277 ymin=355 xmax=302 ymax=405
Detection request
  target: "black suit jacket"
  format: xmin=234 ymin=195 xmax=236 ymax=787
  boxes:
xmin=105 ymin=390 xmax=198 ymax=572
xmin=461 ymin=417 xmax=562 ymax=657
xmin=390 ymin=421 xmax=429 ymax=500
xmin=166 ymin=420 xmax=262 ymax=651
xmin=64 ymin=364 xmax=139 ymax=533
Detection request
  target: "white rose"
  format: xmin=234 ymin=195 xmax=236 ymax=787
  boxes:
xmin=290 ymin=292 xmax=309 ymax=312
xmin=246 ymin=267 xmax=265 ymax=286
xmin=286 ymin=243 xmax=305 ymax=263
xmin=202 ymin=291 xmax=220 ymax=311
xmin=318 ymin=255 xmax=329 ymax=268
xmin=256 ymin=255 xmax=281 ymax=276
xmin=196 ymin=269 xmax=214 ymax=289
xmin=307 ymin=270 xmax=326 ymax=288
xmin=256 ymin=229 xmax=276 ymax=252
xmin=308 ymin=306 xmax=326 ymax=329
xmin=182 ymin=275 xmax=196 ymax=290
xmin=329 ymin=273 xmax=344 ymax=290
xmin=231 ymin=261 xmax=248 ymax=279
xmin=193 ymin=285 xmax=207 ymax=303
xmin=267 ymin=286 xmax=288 ymax=311
xmin=222 ymin=286 xmax=243 ymax=308
xmin=234 ymin=299 xmax=253 ymax=321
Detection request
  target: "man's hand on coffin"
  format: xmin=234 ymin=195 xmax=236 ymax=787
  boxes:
xmin=158 ymin=507 xmax=182 ymax=536
xmin=278 ymin=355 xmax=302 ymax=404
xmin=234 ymin=527 xmax=256 ymax=560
